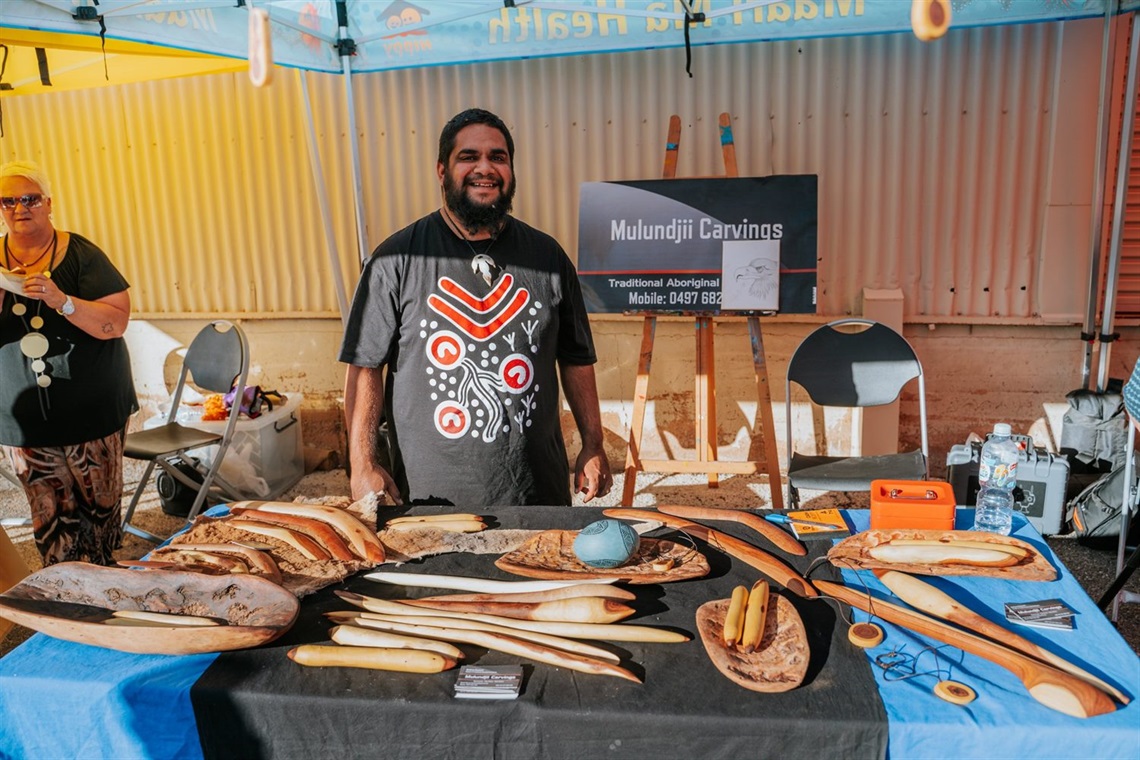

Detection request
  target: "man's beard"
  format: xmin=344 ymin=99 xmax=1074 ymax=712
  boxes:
xmin=444 ymin=173 xmax=515 ymax=234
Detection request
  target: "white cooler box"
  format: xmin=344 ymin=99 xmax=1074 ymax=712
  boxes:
xmin=181 ymin=392 xmax=305 ymax=500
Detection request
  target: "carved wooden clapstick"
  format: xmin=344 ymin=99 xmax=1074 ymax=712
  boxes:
xmin=657 ymin=505 xmax=807 ymax=556
xmin=816 ymin=580 xmax=1119 ymax=719
xmin=397 ymin=596 xmax=636 ymax=624
xmin=874 ymin=570 xmax=1129 ymax=705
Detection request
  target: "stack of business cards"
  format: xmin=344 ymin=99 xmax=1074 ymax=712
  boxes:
xmin=785 ymin=509 xmax=851 ymax=540
xmin=454 ymin=665 xmax=524 ymax=699
xmin=1004 ymin=599 xmax=1076 ymax=630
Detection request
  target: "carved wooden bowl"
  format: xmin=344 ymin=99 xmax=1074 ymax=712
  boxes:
xmin=827 ymin=529 xmax=1055 ymax=581
xmin=496 ymin=529 xmax=709 ymax=583
xmin=0 ymin=562 xmax=299 ymax=654
xmin=696 ymin=596 xmax=810 ymax=692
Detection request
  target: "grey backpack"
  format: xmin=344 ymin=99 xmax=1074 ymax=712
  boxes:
xmin=1060 ymin=389 xmax=1128 ymax=474
xmin=1065 ymin=462 xmax=1139 ymax=542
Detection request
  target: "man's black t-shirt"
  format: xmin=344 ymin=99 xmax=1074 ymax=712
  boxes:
xmin=340 ymin=212 xmax=596 ymax=506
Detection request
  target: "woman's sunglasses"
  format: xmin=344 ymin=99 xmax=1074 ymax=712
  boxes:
xmin=0 ymin=194 xmax=45 ymax=210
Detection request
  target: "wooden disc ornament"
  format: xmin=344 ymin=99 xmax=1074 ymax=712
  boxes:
xmin=911 ymin=0 xmax=951 ymax=41
xmin=934 ymin=680 xmax=977 ymax=705
xmin=848 ymin=622 xmax=884 ymax=649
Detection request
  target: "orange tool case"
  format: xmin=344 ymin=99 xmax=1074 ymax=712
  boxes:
xmin=869 ymin=479 xmax=957 ymax=531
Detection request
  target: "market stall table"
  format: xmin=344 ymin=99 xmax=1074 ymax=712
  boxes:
xmin=0 ymin=506 xmax=1136 ymax=760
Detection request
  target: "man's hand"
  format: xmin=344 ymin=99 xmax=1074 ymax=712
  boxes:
xmin=560 ymin=363 xmax=611 ymax=504
xmin=345 ymin=364 xmax=403 ymax=505
xmin=350 ymin=463 xmax=403 ymax=505
xmin=574 ymin=442 xmax=613 ymax=503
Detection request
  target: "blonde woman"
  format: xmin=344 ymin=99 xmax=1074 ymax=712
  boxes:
xmin=0 ymin=161 xmax=137 ymax=566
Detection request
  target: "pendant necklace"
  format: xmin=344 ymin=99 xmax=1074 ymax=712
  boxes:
xmin=442 ymin=206 xmax=502 ymax=287
xmin=4 ymin=231 xmax=58 ymax=418
xmin=4 ymin=230 xmax=55 ymax=272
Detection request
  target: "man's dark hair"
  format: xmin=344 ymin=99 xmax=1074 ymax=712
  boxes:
xmin=437 ymin=108 xmax=515 ymax=166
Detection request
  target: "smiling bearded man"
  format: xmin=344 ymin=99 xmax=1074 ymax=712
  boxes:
xmin=441 ymin=140 xmax=516 ymax=233
xmin=340 ymin=108 xmax=612 ymax=509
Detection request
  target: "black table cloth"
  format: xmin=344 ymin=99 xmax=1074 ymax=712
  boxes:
xmin=191 ymin=505 xmax=887 ymax=759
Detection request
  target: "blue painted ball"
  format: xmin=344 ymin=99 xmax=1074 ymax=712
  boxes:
xmin=572 ymin=519 xmax=640 ymax=568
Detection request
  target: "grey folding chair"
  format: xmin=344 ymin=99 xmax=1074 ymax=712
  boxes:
xmin=784 ymin=318 xmax=929 ymax=507
xmin=121 ymin=320 xmax=250 ymax=542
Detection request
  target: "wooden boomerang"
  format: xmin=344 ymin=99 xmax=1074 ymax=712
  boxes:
xmin=602 ymin=508 xmax=816 ymax=597
xmin=656 ymin=505 xmax=807 ymax=556
xmin=873 ymin=570 xmax=1128 ymax=705
xmin=815 ymin=580 xmax=1118 ymax=719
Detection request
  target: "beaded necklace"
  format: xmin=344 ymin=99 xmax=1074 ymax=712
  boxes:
xmin=3 ymin=231 xmax=58 ymax=418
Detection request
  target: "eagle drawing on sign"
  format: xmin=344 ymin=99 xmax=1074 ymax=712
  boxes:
xmin=734 ymin=258 xmax=777 ymax=301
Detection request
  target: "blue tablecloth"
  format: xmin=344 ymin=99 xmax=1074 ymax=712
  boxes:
xmin=0 ymin=636 xmax=214 ymax=759
xmin=0 ymin=507 xmax=230 ymax=760
xmin=840 ymin=510 xmax=1140 ymax=759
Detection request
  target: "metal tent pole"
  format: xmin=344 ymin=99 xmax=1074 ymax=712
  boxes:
xmin=1082 ymin=2 xmax=1121 ymax=388
xmin=337 ymin=0 xmax=369 ymax=266
xmin=1096 ymin=13 xmax=1140 ymax=392
xmin=298 ymin=69 xmax=351 ymax=323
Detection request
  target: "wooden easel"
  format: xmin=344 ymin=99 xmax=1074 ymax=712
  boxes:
xmin=620 ymin=113 xmax=784 ymax=510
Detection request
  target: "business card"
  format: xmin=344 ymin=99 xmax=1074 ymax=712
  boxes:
xmin=454 ymin=664 xmax=523 ymax=699
xmin=1005 ymin=599 xmax=1075 ymax=630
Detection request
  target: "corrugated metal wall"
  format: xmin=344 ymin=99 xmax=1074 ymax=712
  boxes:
xmin=1118 ymin=18 xmax=1140 ymax=320
xmin=0 ymin=18 xmax=1094 ymax=321
xmin=0 ymin=73 xmax=353 ymax=318
xmin=1122 ymin=124 xmax=1140 ymax=318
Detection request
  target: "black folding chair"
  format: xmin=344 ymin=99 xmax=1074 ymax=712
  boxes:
xmin=121 ymin=320 xmax=250 ymax=542
xmin=785 ymin=318 xmax=929 ymax=507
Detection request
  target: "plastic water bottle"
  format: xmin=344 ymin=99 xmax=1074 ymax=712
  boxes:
xmin=973 ymin=422 xmax=1018 ymax=535
xmin=978 ymin=422 xmax=1019 ymax=493
xmin=973 ymin=485 xmax=1014 ymax=535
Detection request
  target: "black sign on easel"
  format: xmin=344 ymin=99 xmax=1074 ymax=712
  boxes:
xmin=577 ymin=175 xmax=818 ymax=315
xmin=608 ymin=113 xmax=786 ymax=509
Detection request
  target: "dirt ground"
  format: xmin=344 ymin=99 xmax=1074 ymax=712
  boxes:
xmin=1 ymin=465 xmax=1137 ymax=658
